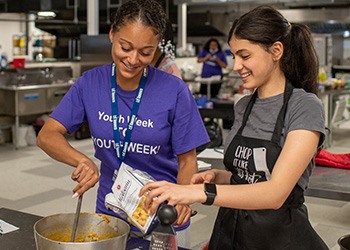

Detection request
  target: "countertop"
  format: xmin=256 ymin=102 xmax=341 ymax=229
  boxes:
xmin=0 ymin=82 xmax=74 ymax=91
xmin=0 ymin=207 xmax=188 ymax=250
xmin=199 ymin=157 xmax=350 ymax=202
xmin=0 ymin=207 xmax=42 ymax=250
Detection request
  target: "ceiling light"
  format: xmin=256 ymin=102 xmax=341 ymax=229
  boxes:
xmin=37 ymin=11 xmax=56 ymax=18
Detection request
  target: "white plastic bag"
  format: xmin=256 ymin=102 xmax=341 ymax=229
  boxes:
xmin=108 ymin=162 xmax=158 ymax=234
xmin=26 ymin=125 xmax=37 ymax=146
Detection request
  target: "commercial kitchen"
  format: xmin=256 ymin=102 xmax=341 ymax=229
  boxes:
xmin=0 ymin=0 xmax=350 ymax=249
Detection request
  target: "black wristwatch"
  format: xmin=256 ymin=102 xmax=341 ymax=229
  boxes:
xmin=202 ymin=183 xmax=217 ymax=205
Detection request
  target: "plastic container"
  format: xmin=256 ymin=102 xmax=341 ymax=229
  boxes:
xmin=13 ymin=58 xmax=25 ymax=68
xmin=0 ymin=53 xmax=8 ymax=69
xmin=13 ymin=35 xmax=20 ymax=47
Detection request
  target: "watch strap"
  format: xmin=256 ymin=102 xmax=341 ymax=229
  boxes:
xmin=202 ymin=183 xmax=217 ymax=206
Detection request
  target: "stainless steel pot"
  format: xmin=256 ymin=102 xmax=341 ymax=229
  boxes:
xmin=34 ymin=213 xmax=130 ymax=250
xmin=338 ymin=234 xmax=350 ymax=250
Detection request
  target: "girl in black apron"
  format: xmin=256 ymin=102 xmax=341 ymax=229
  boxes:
xmin=206 ymin=5 xmax=328 ymax=250
xmin=140 ymin=5 xmax=328 ymax=250
xmin=207 ymin=80 xmax=328 ymax=250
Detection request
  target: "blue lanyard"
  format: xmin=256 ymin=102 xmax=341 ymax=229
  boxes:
xmin=111 ymin=63 xmax=147 ymax=165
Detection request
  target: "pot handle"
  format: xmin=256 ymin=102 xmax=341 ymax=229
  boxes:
xmin=127 ymin=232 xmax=131 ymax=240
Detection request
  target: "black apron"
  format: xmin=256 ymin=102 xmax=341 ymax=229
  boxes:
xmin=208 ymin=81 xmax=328 ymax=250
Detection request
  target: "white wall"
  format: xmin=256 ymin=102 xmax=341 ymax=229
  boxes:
xmin=0 ymin=13 xmax=43 ymax=62
xmin=0 ymin=13 xmax=26 ymax=61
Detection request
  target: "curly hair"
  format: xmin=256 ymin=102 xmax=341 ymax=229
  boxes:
xmin=111 ymin=0 xmax=168 ymax=42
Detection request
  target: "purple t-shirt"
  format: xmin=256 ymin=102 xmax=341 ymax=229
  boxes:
xmin=50 ymin=63 xmax=210 ymax=230
xmin=198 ymin=49 xmax=227 ymax=78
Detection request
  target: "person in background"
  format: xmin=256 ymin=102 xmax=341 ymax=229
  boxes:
xmin=140 ymin=5 xmax=328 ymax=250
xmin=36 ymin=0 xmax=209 ymax=247
xmin=197 ymin=38 xmax=227 ymax=98
xmin=150 ymin=21 xmax=182 ymax=79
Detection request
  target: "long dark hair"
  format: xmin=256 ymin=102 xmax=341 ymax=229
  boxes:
xmin=228 ymin=5 xmax=319 ymax=95
xmin=203 ymin=38 xmax=223 ymax=52
xmin=111 ymin=0 xmax=168 ymax=42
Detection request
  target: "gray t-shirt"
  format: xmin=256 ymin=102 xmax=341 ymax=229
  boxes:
xmin=224 ymin=88 xmax=326 ymax=190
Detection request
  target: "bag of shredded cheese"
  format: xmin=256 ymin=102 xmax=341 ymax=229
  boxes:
xmin=106 ymin=162 xmax=159 ymax=235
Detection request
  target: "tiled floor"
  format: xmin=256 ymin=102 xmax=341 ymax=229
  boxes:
xmin=0 ymin=128 xmax=349 ymax=249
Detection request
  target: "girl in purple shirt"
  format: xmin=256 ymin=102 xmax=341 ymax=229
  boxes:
xmin=37 ymin=0 xmax=209 ymax=247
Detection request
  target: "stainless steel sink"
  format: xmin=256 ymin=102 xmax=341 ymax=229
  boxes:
xmin=0 ymin=66 xmax=74 ymax=148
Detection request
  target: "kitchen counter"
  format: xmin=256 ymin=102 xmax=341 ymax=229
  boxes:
xmin=18 ymin=59 xmax=111 ymax=80
xmin=305 ymin=165 xmax=350 ymax=201
xmin=199 ymin=157 xmax=350 ymax=202
xmin=0 ymin=82 xmax=73 ymax=91
xmin=0 ymin=207 xmax=42 ymax=250
xmin=0 ymin=207 xmax=189 ymax=250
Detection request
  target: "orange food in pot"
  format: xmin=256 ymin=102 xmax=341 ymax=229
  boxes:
xmin=45 ymin=231 xmax=118 ymax=242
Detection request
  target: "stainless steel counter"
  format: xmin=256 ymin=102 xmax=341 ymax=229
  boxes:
xmin=0 ymin=82 xmax=73 ymax=148
xmin=305 ymin=165 xmax=350 ymax=201
xmin=200 ymin=157 xmax=350 ymax=202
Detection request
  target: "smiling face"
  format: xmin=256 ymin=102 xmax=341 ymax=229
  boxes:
xmin=229 ymin=36 xmax=274 ymax=89
xmin=229 ymin=35 xmax=285 ymax=97
xmin=109 ymin=20 xmax=159 ymax=90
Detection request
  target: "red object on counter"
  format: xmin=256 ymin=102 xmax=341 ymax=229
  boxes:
xmin=315 ymin=149 xmax=350 ymax=169
xmin=13 ymin=58 xmax=25 ymax=68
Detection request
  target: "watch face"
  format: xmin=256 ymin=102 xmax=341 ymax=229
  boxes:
xmin=205 ymin=183 xmax=216 ymax=194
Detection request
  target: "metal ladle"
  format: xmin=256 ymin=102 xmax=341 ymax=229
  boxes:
xmin=71 ymin=194 xmax=83 ymax=242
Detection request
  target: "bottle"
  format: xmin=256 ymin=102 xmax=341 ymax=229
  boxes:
xmin=35 ymin=47 xmax=43 ymax=61
xmin=318 ymin=67 xmax=327 ymax=83
xmin=340 ymin=72 xmax=346 ymax=88
xmin=0 ymin=53 xmax=8 ymax=69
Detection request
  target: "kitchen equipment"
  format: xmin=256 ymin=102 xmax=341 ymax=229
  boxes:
xmin=149 ymin=204 xmax=178 ymax=250
xmin=71 ymin=195 xmax=83 ymax=242
xmin=0 ymin=80 xmax=72 ymax=149
xmin=338 ymin=234 xmax=350 ymax=250
xmin=34 ymin=212 xmax=130 ymax=250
